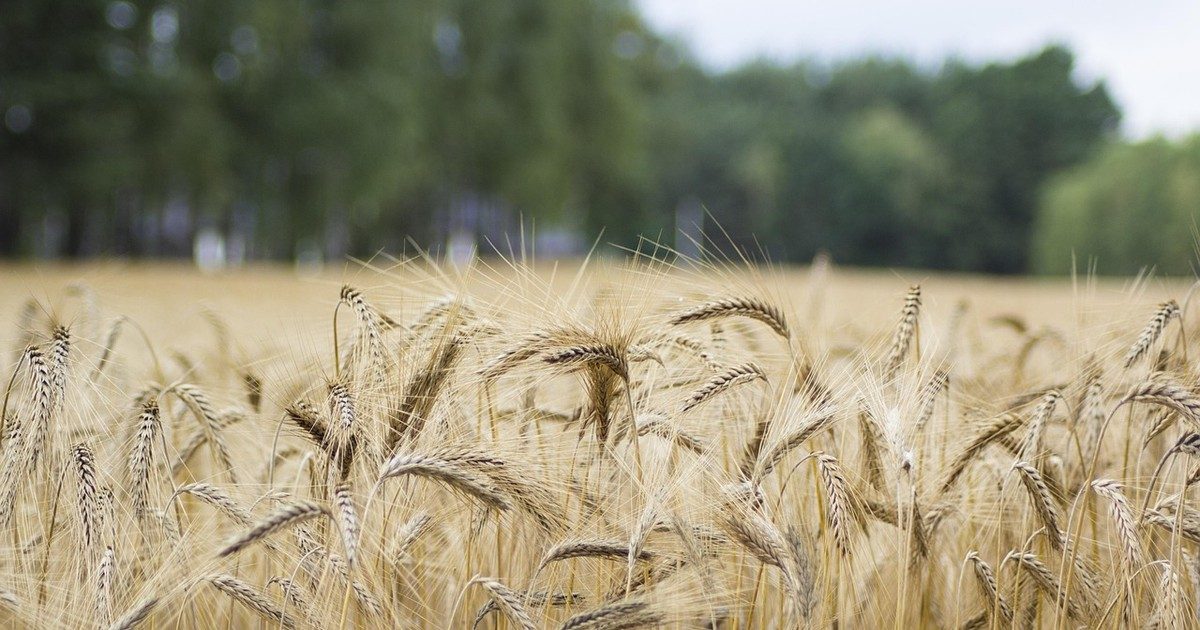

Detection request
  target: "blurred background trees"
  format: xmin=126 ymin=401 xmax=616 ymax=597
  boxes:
xmin=1034 ymin=136 xmax=1200 ymax=276
xmin=0 ymin=0 xmax=1189 ymax=274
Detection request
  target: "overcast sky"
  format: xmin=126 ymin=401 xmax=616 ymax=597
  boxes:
xmin=637 ymin=0 xmax=1200 ymax=138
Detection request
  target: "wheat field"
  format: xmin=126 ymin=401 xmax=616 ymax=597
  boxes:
xmin=0 ymin=256 xmax=1196 ymax=629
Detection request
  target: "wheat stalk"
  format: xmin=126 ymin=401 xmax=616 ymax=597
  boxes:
xmin=219 ymin=500 xmax=328 ymax=557
xmin=326 ymin=379 xmax=359 ymax=478
xmin=559 ymin=600 xmax=661 ymax=630
xmin=1142 ymin=505 xmax=1200 ymax=544
xmin=389 ymin=334 xmax=464 ymax=447
xmin=1125 ymin=300 xmax=1180 ymax=368
xmin=106 ymin=596 xmax=160 ymax=630
xmin=206 ymin=573 xmax=296 ymax=629
xmin=470 ymin=577 xmax=538 ymax=630
xmin=378 ymin=450 xmax=511 ymax=511
xmin=0 ymin=347 xmax=55 ymax=523
xmin=1005 ymin=551 xmax=1089 ymax=620
xmin=857 ymin=409 xmax=887 ymax=492
xmin=940 ymin=413 xmax=1024 ymax=493
xmin=544 ymin=344 xmax=629 ymax=379
xmin=1091 ymin=479 xmax=1144 ymax=574
xmin=473 ymin=591 xmax=583 ymax=629
xmin=668 ymin=296 xmax=790 ymax=339
xmin=680 ymin=362 xmax=765 ymax=413
xmin=47 ymin=324 xmax=70 ymax=409
xmin=913 ymin=369 xmax=949 ymax=436
xmin=537 ymin=539 xmax=656 ymax=572
xmin=269 ymin=577 xmax=316 ymax=622
xmin=1010 ymin=461 xmax=1064 ymax=551
xmin=174 ymin=482 xmax=253 ymax=526
xmin=96 ymin=545 xmax=115 ymax=625
xmin=884 ymin=285 xmax=921 ymax=377
xmin=340 ymin=285 xmax=385 ymax=377
xmin=333 ymin=481 xmax=360 ymax=566
xmin=814 ymin=451 xmax=856 ymax=556
xmin=1123 ymin=378 xmax=1200 ymax=426
xmin=390 ymin=512 xmax=435 ymax=562
xmin=127 ymin=396 xmax=160 ymax=520
xmin=172 ymin=384 xmax=237 ymax=482
xmin=480 ymin=330 xmax=554 ymax=381
xmin=1148 ymin=561 xmax=1186 ymax=629
xmin=722 ymin=505 xmax=805 ymax=609
xmin=1016 ymin=390 xmax=1060 ymax=465
xmin=327 ymin=552 xmax=385 ymax=617
xmin=966 ymin=551 xmax=1013 ymax=624
xmin=72 ymin=442 xmax=100 ymax=552
xmin=92 ymin=316 xmax=126 ymax=380
xmin=170 ymin=409 xmax=244 ymax=477
xmin=755 ymin=407 xmax=838 ymax=480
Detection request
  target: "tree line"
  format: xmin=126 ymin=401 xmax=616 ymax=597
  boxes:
xmin=1 ymin=1 xmax=1187 ymax=273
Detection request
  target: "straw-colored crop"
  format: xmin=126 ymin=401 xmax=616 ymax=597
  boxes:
xmin=1 ymin=256 xmax=1197 ymax=628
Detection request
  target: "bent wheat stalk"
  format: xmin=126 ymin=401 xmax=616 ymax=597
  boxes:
xmin=206 ymin=573 xmax=297 ymax=628
xmin=668 ymin=296 xmax=790 ymax=340
xmin=219 ymin=500 xmax=329 ymax=557
xmin=1124 ymin=300 xmax=1180 ymax=368
xmin=680 ymin=362 xmax=765 ymax=413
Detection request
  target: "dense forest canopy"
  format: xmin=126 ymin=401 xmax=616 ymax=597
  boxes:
xmin=1 ymin=1 xmax=1191 ymax=273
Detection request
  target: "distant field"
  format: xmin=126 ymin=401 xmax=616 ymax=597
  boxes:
xmin=0 ymin=260 xmax=1195 ymax=628
xmin=1 ymin=261 xmax=1184 ymax=344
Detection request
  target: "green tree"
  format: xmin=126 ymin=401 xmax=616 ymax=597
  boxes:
xmin=927 ymin=45 xmax=1119 ymax=272
xmin=0 ymin=3 xmax=1125 ymax=271
xmin=834 ymin=106 xmax=951 ymax=266
xmin=1034 ymin=136 xmax=1200 ymax=275
xmin=1 ymin=0 xmax=148 ymax=256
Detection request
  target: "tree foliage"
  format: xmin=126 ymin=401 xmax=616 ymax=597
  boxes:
xmin=0 ymin=2 xmax=1123 ymax=272
xmin=1034 ymin=136 xmax=1200 ymax=276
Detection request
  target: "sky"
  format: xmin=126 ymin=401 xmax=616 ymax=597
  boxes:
xmin=637 ymin=0 xmax=1200 ymax=139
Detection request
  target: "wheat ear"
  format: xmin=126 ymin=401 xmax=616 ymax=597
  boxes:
xmin=1010 ymin=461 xmax=1064 ymax=551
xmin=1125 ymin=300 xmax=1180 ymax=368
xmin=559 ymin=600 xmax=661 ymax=630
xmin=537 ymin=539 xmax=656 ymax=572
xmin=205 ymin=573 xmax=296 ymax=629
xmin=72 ymin=443 xmax=100 ymax=552
xmin=940 ymin=413 xmax=1024 ymax=493
xmin=378 ymin=450 xmax=511 ymax=511
xmin=1005 ymin=551 xmax=1089 ymax=620
xmin=681 ymin=362 xmax=765 ymax=413
xmin=127 ymin=396 xmax=160 ymax=519
xmin=470 ymin=577 xmax=538 ymax=630
xmin=219 ymin=500 xmax=328 ymax=557
xmin=884 ymin=285 xmax=921 ymax=377
xmin=1090 ymin=479 xmax=1144 ymax=573
xmin=668 ymin=296 xmax=790 ymax=339
xmin=814 ymin=451 xmax=857 ymax=556
xmin=333 ymin=482 xmax=359 ymax=566
xmin=106 ymin=596 xmax=160 ymax=630
xmin=966 ymin=551 xmax=1013 ymax=624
